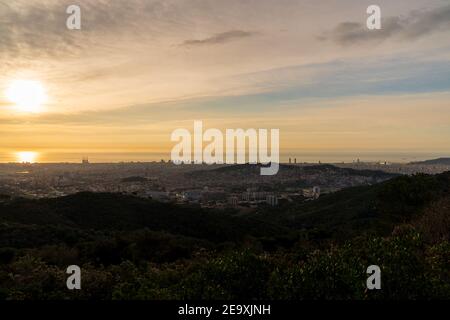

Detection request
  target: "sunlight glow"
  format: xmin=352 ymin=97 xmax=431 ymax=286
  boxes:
xmin=5 ymin=80 xmax=47 ymax=113
xmin=16 ymin=151 xmax=38 ymax=163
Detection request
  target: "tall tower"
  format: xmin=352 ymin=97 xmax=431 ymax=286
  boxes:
xmin=312 ymin=186 xmax=321 ymax=199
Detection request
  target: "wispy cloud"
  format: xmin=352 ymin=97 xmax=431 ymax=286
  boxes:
xmin=182 ymin=30 xmax=258 ymax=47
xmin=321 ymin=4 xmax=450 ymax=45
xmin=0 ymin=0 xmax=189 ymax=59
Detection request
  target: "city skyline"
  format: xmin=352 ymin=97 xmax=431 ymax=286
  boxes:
xmin=3 ymin=150 xmax=450 ymax=164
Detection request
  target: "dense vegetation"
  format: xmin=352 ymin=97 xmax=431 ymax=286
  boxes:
xmin=0 ymin=172 xmax=448 ymax=300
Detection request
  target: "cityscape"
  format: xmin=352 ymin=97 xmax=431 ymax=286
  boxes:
xmin=0 ymin=0 xmax=449 ymax=308
xmin=1 ymin=157 xmax=449 ymax=211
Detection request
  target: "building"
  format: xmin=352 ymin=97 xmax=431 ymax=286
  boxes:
xmin=266 ymin=195 xmax=278 ymax=206
xmin=302 ymin=186 xmax=321 ymax=200
xmin=146 ymin=191 xmax=170 ymax=202
xmin=228 ymin=196 xmax=239 ymax=207
xmin=181 ymin=190 xmax=202 ymax=202
xmin=312 ymin=186 xmax=321 ymax=199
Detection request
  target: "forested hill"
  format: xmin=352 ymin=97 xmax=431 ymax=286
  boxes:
xmin=1 ymin=171 xmax=449 ymax=245
xmin=260 ymin=171 xmax=450 ymax=240
xmin=0 ymin=172 xmax=449 ymax=300
xmin=0 ymin=192 xmax=287 ymax=244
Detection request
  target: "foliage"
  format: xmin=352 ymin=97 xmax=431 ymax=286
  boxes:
xmin=0 ymin=172 xmax=449 ymax=300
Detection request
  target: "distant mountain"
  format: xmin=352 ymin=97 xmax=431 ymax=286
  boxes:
xmin=189 ymin=163 xmax=397 ymax=178
xmin=185 ymin=164 xmax=398 ymax=190
xmin=411 ymin=158 xmax=450 ymax=165
xmin=191 ymin=163 xmax=394 ymax=175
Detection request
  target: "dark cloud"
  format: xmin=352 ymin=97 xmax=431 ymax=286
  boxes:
xmin=402 ymin=4 xmax=450 ymax=39
xmin=322 ymin=4 xmax=450 ymax=45
xmin=182 ymin=30 xmax=258 ymax=46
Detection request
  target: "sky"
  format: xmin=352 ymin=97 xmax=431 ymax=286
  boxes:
xmin=0 ymin=0 xmax=450 ymax=162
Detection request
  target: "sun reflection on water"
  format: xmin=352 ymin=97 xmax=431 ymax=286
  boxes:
xmin=16 ymin=151 xmax=38 ymax=163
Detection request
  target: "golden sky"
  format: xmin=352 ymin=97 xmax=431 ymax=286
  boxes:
xmin=1 ymin=0 xmax=450 ymax=162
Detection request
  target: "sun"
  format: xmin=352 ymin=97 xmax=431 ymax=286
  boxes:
xmin=16 ymin=151 xmax=38 ymax=163
xmin=5 ymin=80 xmax=48 ymax=113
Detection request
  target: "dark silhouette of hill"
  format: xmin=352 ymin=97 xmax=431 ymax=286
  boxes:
xmin=411 ymin=157 xmax=450 ymax=165
xmin=1 ymin=171 xmax=448 ymax=245
xmin=185 ymin=164 xmax=398 ymax=192
xmin=189 ymin=163 xmax=397 ymax=178
xmin=121 ymin=176 xmax=148 ymax=183
xmin=260 ymin=171 xmax=450 ymax=239
xmin=0 ymin=172 xmax=449 ymax=300
xmin=0 ymin=192 xmax=287 ymax=244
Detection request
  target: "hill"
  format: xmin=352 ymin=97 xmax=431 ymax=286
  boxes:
xmin=1 ymin=171 xmax=448 ymax=246
xmin=190 ymin=163 xmax=396 ymax=178
xmin=0 ymin=192 xmax=287 ymax=245
xmin=185 ymin=164 xmax=397 ymax=190
xmin=260 ymin=171 xmax=450 ymax=240
xmin=0 ymin=171 xmax=448 ymax=300
xmin=411 ymin=157 xmax=450 ymax=165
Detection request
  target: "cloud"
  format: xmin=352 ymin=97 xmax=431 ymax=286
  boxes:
xmin=0 ymin=0 xmax=185 ymax=59
xmin=182 ymin=30 xmax=258 ymax=46
xmin=322 ymin=4 xmax=450 ymax=45
xmin=0 ymin=1 xmax=259 ymax=59
xmin=0 ymin=2 xmax=76 ymax=59
xmin=10 ymin=54 xmax=447 ymax=128
xmin=403 ymin=4 xmax=450 ymax=39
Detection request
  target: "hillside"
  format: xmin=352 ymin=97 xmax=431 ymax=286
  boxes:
xmin=261 ymin=171 xmax=450 ymax=240
xmin=1 ymin=171 xmax=448 ymax=246
xmin=0 ymin=171 xmax=448 ymax=300
xmin=189 ymin=163 xmax=397 ymax=178
xmin=411 ymin=157 xmax=450 ymax=165
xmin=0 ymin=192 xmax=287 ymax=245
xmin=185 ymin=164 xmax=397 ymax=190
